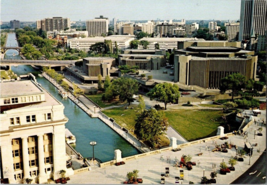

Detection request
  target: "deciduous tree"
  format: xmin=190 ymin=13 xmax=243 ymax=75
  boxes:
xmin=134 ymin=108 xmax=168 ymax=148
xmin=147 ymin=82 xmax=180 ymax=110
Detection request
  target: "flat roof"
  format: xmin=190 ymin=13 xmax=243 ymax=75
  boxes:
xmin=69 ymin=35 xmax=134 ymax=42
xmin=119 ymin=54 xmax=164 ymax=57
xmin=191 ymin=56 xmax=250 ymax=60
xmin=84 ymin=57 xmax=114 ymax=60
xmin=1 ymin=80 xmax=44 ymax=98
xmin=139 ymin=38 xmax=205 ymax=42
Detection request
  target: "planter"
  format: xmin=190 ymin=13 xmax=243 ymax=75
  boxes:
xmin=226 ymin=168 xmax=231 ymax=173
xmin=222 ymin=149 xmax=228 ymax=153
xmin=137 ymin=178 xmax=143 ymax=183
xmin=220 ymin=169 xmax=227 ymax=175
xmin=123 ymin=181 xmax=128 ymax=184
xmin=229 ymin=167 xmax=235 ymax=171
xmin=257 ymin=133 xmax=263 ymax=136
xmin=55 ymin=179 xmax=61 ymax=183
xmin=210 ymin=179 xmax=216 ymax=183
xmin=238 ymin=158 xmax=244 ymax=162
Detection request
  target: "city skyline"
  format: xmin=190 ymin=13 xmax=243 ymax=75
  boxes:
xmin=1 ymin=0 xmax=241 ymax=22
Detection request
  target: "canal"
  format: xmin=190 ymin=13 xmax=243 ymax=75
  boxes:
xmin=6 ymin=33 xmax=139 ymax=162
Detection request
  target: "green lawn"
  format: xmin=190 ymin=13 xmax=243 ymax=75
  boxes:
xmin=199 ymin=104 xmax=224 ymax=108
xmin=102 ymin=106 xmax=139 ymax=131
xmin=86 ymin=94 xmax=123 ymax=108
xmin=165 ymin=110 xmax=224 ymax=141
xmin=103 ymin=106 xmax=225 ymax=142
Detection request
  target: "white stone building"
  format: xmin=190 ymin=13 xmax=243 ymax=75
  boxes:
xmin=0 ymin=79 xmax=69 ymax=184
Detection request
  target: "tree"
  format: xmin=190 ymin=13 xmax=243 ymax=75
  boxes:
xmin=60 ymin=169 xmax=66 ymax=179
xmin=98 ymin=74 xmax=103 ymax=90
xmin=61 ymin=81 xmax=69 ymax=91
xmin=147 ymin=82 xmax=180 ymax=110
xmin=21 ymin=44 xmax=35 ymax=55
xmin=140 ymin=40 xmax=149 ymax=49
xmin=104 ymin=75 xmax=111 ymax=91
xmin=134 ymin=108 xmax=168 ymax=148
xmin=25 ymin=178 xmax=33 ymax=184
xmin=219 ymin=73 xmax=246 ymax=101
xmin=31 ymin=50 xmax=42 ymax=60
xmin=90 ymin=42 xmax=106 ymax=54
xmin=114 ymin=41 xmax=119 ymax=55
xmin=136 ymin=31 xmax=149 ymax=40
xmin=138 ymin=95 xmax=146 ymax=112
xmin=111 ymin=77 xmax=139 ymax=105
xmin=18 ymin=35 xmax=31 ymax=46
xmin=130 ymin=40 xmax=139 ymax=49
xmin=72 ymin=83 xmax=84 ymax=97
xmin=155 ymin=43 xmax=160 ymax=49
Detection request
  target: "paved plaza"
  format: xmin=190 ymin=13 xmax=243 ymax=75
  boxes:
xmin=68 ymin=111 xmax=266 ymax=184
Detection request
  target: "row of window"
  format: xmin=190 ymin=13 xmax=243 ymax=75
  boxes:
xmin=14 ymin=168 xmax=53 ymax=180
xmin=13 ymin=157 xmax=53 ymax=171
xmin=10 ymin=113 xmax=52 ymax=125
xmin=12 ymin=145 xmax=52 ymax=158
xmin=12 ymin=135 xmax=52 ymax=146
xmin=4 ymin=95 xmax=42 ymax=105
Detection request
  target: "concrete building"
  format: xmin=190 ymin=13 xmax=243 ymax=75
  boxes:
xmin=0 ymin=77 xmax=69 ymax=184
xmin=113 ymin=18 xmax=117 ymax=33
xmin=122 ymin=23 xmax=134 ymax=35
xmin=36 ymin=17 xmax=70 ymax=32
xmin=141 ymin=21 xmax=155 ymax=34
xmin=155 ymin=23 xmax=176 ymax=37
xmin=66 ymin=57 xmax=118 ymax=83
xmin=10 ymin=20 xmax=20 ymax=29
xmin=47 ymin=30 xmax=88 ymax=39
xmin=239 ymin=0 xmax=267 ymax=41
xmin=208 ymin=21 xmax=217 ymax=31
xmin=138 ymin=37 xmax=205 ymax=50
xmin=173 ymin=27 xmax=186 ymax=37
xmin=67 ymin=35 xmax=135 ymax=51
xmin=256 ymin=32 xmax=267 ymax=52
xmin=86 ymin=18 xmax=109 ymax=36
xmin=225 ymin=22 xmax=240 ymax=41
xmin=174 ymin=40 xmax=257 ymax=89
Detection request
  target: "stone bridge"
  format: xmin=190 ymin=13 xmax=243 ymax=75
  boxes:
xmin=2 ymin=47 xmax=22 ymax=54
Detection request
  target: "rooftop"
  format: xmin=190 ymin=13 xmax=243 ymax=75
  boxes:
xmin=69 ymin=35 xmax=134 ymax=42
xmin=1 ymin=80 xmax=44 ymax=98
xmin=190 ymin=56 xmax=251 ymax=60
xmin=84 ymin=57 xmax=114 ymax=60
xmin=139 ymin=37 xmax=205 ymax=42
xmin=119 ymin=54 xmax=164 ymax=57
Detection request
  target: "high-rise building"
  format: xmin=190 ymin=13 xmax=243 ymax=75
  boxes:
xmin=239 ymin=0 xmax=267 ymax=41
xmin=113 ymin=18 xmax=117 ymax=33
xmin=225 ymin=22 xmax=240 ymax=41
xmin=208 ymin=21 xmax=217 ymax=31
xmin=36 ymin=17 xmax=70 ymax=31
xmin=122 ymin=23 xmax=134 ymax=35
xmin=0 ymin=76 xmax=68 ymax=184
xmin=86 ymin=16 xmax=109 ymax=36
xmin=10 ymin=20 xmax=20 ymax=29
xmin=142 ymin=21 xmax=155 ymax=34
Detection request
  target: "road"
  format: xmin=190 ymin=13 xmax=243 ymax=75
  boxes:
xmin=231 ymin=150 xmax=266 ymax=184
xmin=1 ymin=59 xmax=76 ymax=66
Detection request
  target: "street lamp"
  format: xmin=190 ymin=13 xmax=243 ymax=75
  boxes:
xmin=203 ymin=169 xmax=205 ymax=177
xmin=90 ymin=141 xmax=97 ymax=162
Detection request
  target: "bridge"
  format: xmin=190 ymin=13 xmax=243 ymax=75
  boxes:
xmin=2 ymin=47 xmax=23 ymax=53
xmin=1 ymin=59 xmax=76 ymax=67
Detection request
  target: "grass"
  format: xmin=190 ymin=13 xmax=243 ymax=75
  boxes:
xmin=165 ymin=109 xmax=225 ymax=141
xmin=102 ymin=105 xmax=139 ymax=131
xmin=103 ymin=106 xmax=225 ymax=142
xmin=199 ymin=104 xmax=224 ymax=108
xmin=86 ymin=94 xmax=123 ymax=108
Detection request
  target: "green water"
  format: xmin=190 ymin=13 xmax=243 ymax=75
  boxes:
xmin=11 ymin=64 xmax=139 ymax=162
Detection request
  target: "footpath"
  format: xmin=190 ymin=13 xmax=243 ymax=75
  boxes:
xmin=42 ymin=72 xmax=150 ymax=154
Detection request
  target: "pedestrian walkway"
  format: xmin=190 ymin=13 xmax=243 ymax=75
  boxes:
xmin=68 ymin=113 xmax=266 ymax=184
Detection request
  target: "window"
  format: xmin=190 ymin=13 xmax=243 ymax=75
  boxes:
xmin=44 ymin=156 xmax=53 ymax=164
xmin=47 ymin=113 xmax=51 ymax=120
xmin=24 ymin=97 xmax=26 ymax=102
xmin=10 ymin=118 xmax=14 ymax=125
xmin=17 ymin=173 xmax=21 ymax=179
xmin=26 ymin=116 xmax=30 ymax=123
xmin=45 ymin=157 xmax=50 ymax=163
xmin=13 ymin=162 xmax=22 ymax=171
xmin=12 ymin=98 xmax=18 ymax=104
xmin=31 ymin=115 xmax=36 ymax=122
xmin=29 ymin=160 xmax=37 ymax=167
xmin=14 ymin=150 xmax=20 ymax=157
xmin=16 ymin=117 xmax=20 ymax=124
xmin=30 ymin=170 xmax=37 ymax=177
xmin=4 ymin=99 xmax=10 ymax=104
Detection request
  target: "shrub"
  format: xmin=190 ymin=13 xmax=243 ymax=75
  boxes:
xmin=141 ymin=74 xmax=146 ymax=77
xmin=187 ymin=101 xmax=191 ymax=105
xmin=148 ymin=75 xmax=153 ymax=80
xmin=220 ymin=162 xmax=227 ymax=169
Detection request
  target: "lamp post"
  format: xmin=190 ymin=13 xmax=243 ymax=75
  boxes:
xmin=90 ymin=141 xmax=97 ymax=162
xmin=203 ymin=169 xmax=205 ymax=177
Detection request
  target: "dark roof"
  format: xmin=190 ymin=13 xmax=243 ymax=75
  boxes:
xmin=186 ymin=46 xmax=241 ymax=52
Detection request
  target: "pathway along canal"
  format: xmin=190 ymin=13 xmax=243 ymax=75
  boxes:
xmin=6 ymin=33 xmax=139 ymax=162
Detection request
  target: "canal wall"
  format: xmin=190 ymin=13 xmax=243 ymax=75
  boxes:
xmin=42 ymin=72 xmax=149 ymax=153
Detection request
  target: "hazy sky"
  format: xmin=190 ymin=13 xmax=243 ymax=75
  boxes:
xmin=1 ymin=0 xmax=241 ymax=21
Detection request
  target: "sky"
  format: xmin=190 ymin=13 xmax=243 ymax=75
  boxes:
xmin=1 ymin=0 xmax=241 ymax=22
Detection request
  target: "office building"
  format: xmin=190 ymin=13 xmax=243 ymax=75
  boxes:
xmin=113 ymin=18 xmax=117 ymax=33
xmin=86 ymin=18 xmax=108 ymax=36
xmin=122 ymin=23 xmax=134 ymax=35
xmin=174 ymin=40 xmax=257 ymax=89
xmin=10 ymin=20 xmax=20 ymax=29
xmin=138 ymin=37 xmax=205 ymax=50
xmin=67 ymin=35 xmax=135 ymax=51
xmin=0 ymin=76 xmax=69 ymax=184
xmin=225 ymin=23 xmax=240 ymax=41
xmin=208 ymin=21 xmax=217 ymax=31
xmin=239 ymin=0 xmax=267 ymax=41
xmin=36 ymin=17 xmax=70 ymax=31
xmin=119 ymin=49 xmax=166 ymax=70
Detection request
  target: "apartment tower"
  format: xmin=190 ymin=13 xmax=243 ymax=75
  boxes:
xmin=36 ymin=17 xmax=70 ymax=31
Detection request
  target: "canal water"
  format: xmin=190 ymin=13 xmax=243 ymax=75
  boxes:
xmin=6 ymin=33 xmax=139 ymax=162
xmin=4 ymin=33 xmax=21 ymax=60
